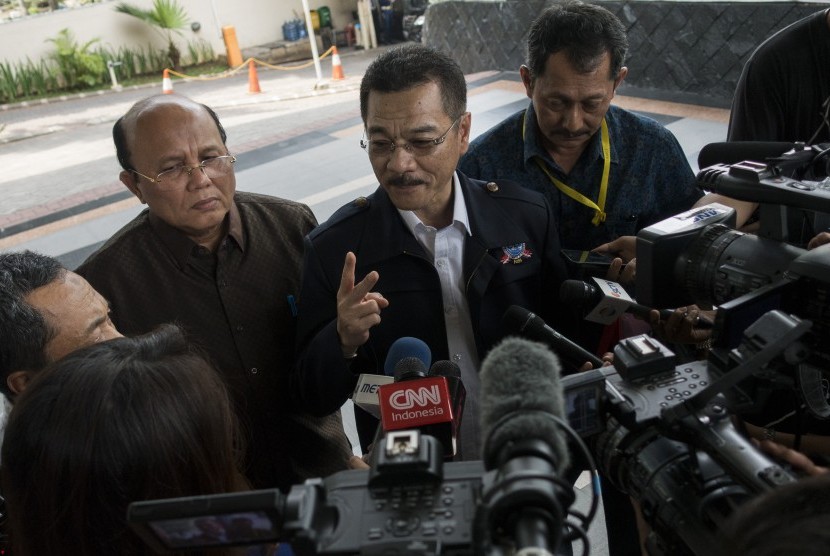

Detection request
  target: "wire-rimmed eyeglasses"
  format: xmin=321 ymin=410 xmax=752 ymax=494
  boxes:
xmin=131 ymin=155 xmax=237 ymax=190
xmin=360 ymin=115 xmax=464 ymax=157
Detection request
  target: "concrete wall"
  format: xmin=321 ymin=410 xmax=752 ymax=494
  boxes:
xmin=0 ymin=0 xmax=359 ymax=66
xmin=424 ymin=0 xmax=830 ymax=107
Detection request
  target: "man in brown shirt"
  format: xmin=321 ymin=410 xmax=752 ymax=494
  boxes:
xmin=77 ymin=95 xmax=353 ymax=491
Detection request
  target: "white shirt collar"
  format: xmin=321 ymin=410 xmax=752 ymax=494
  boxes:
xmin=398 ymin=172 xmax=471 ymax=236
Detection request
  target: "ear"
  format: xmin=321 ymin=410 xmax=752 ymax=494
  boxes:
xmin=7 ymin=371 xmax=30 ymax=396
xmin=520 ymin=65 xmax=533 ymax=99
xmin=458 ymin=111 xmax=472 ymax=155
xmin=612 ymin=67 xmax=628 ymax=96
xmin=120 ymin=170 xmax=145 ymax=204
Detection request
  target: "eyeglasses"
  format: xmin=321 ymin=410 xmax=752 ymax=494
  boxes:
xmin=360 ymin=115 xmax=463 ymax=157
xmin=131 ymin=155 xmax=236 ymax=190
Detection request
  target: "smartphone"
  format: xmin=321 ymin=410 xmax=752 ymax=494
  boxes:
xmin=561 ymin=249 xmax=617 ymax=275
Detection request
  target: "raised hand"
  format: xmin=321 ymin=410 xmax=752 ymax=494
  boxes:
xmin=336 ymin=251 xmax=389 ymax=356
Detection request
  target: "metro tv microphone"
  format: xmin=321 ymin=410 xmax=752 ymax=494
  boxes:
xmin=560 ymin=278 xmax=714 ymax=328
xmin=478 ymin=337 xmax=574 ymax=554
xmin=502 ymin=305 xmax=604 ymax=370
xmin=352 ymin=337 xmax=431 ymax=419
xmin=377 ymin=359 xmax=456 ymax=457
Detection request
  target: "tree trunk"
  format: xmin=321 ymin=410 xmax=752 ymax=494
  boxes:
xmin=168 ymin=42 xmax=181 ymax=72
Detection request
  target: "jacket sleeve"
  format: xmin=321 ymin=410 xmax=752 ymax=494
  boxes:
xmin=291 ymin=235 xmax=361 ymax=416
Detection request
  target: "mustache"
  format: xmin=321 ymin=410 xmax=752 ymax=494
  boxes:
xmin=387 ymin=174 xmax=426 ymax=187
xmin=550 ymin=129 xmax=592 ymax=138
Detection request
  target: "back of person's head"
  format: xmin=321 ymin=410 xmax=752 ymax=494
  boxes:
xmin=359 ymin=43 xmax=467 ymax=123
xmin=0 ymin=251 xmax=64 ymax=399
xmin=720 ymin=474 xmax=830 ymax=556
xmin=113 ymin=94 xmax=228 ymax=172
xmin=1 ymin=324 xmax=248 ymax=556
xmin=527 ymin=0 xmax=629 ymax=79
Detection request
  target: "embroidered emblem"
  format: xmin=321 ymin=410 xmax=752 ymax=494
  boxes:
xmin=500 ymin=243 xmax=533 ymax=264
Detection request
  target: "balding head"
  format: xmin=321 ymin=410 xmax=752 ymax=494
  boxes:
xmin=113 ymin=95 xmax=227 ymax=172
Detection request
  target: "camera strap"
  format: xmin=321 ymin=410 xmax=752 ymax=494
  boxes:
xmin=523 ymin=111 xmax=610 ymax=226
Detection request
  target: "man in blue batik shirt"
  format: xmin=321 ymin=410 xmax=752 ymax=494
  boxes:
xmin=461 ymin=3 xmax=705 ymax=555
xmin=459 ymin=1 xmax=702 ymax=264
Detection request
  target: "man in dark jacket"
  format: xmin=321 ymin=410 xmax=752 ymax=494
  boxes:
xmin=293 ymin=44 xmax=572 ymax=460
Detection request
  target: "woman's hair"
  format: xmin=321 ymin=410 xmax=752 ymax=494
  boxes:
xmin=1 ymin=324 xmax=248 ymax=556
xmin=720 ymin=473 xmax=830 ymax=556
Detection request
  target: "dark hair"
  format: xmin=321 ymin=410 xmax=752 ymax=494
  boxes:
xmin=0 ymin=251 xmax=64 ymax=398
xmin=1 ymin=324 xmax=248 ymax=556
xmin=527 ymin=1 xmax=629 ymax=79
xmin=113 ymin=96 xmax=228 ymax=171
xmin=719 ymin=473 xmax=830 ymax=556
xmin=359 ymin=43 xmax=467 ymax=123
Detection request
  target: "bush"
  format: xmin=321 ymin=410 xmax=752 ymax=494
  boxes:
xmin=46 ymin=28 xmax=106 ymax=89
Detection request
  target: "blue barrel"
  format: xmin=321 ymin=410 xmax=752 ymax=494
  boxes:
xmin=282 ymin=20 xmax=301 ymax=41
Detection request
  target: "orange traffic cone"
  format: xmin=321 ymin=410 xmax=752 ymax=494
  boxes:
xmin=161 ymin=68 xmax=173 ymax=94
xmin=331 ymin=46 xmax=345 ymax=81
xmin=248 ymin=59 xmax=261 ymax=94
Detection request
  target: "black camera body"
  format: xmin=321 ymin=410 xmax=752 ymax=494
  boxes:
xmin=129 ymin=431 xmax=486 ymax=555
xmin=557 ymin=149 xmax=830 ymax=555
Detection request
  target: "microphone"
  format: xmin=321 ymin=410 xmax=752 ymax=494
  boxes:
xmin=502 ymin=305 xmax=604 ymax=370
xmin=478 ymin=337 xmax=574 ymax=554
xmin=560 ymin=278 xmax=714 ymax=328
xmin=428 ymin=360 xmax=466 ymax=450
xmin=383 ymin=336 xmax=432 ymax=376
xmin=698 ymin=141 xmax=795 ymax=169
xmin=352 ymin=337 xmax=432 ymax=419
xmin=377 ymin=358 xmax=456 ymax=457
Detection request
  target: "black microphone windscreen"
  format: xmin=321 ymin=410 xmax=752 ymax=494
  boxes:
xmin=698 ymin=141 xmax=795 ymax=169
xmin=502 ymin=304 xmax=535 ymax=335
xmin=502 ymin=305 xmax=552 ymax=344
xmin=479 ymin=337 xmax=570 ymax=471
xmin=429 ymin=360 xmax=461 ymax=379
xmin=559 ymin=279 xmax=600 ymax=313
xmin=393 ymin=357 xmax=428 ymax=381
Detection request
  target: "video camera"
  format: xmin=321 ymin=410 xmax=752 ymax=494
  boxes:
xmin=557 ymin=144 xmax=830 ymax=555
xmin=129 ymin=336 xmax=584 ymax=556
xmin=129 ymin=431 xmax=486 ymax=555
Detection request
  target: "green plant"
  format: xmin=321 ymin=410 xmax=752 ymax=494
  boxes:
xmin=46 ymin=28 xmax=106 ymax=89
xmin=0 ymin=62 xmax=16 ymax=103
xmin=115 ymin=0 xmax=189 ymax=70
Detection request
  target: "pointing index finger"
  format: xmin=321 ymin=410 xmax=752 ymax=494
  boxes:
xmin=339 ymin=251 xmax=357 ymax=297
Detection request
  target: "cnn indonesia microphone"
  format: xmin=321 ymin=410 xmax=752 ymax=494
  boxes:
xmin=352 ymin=336 xmax=432 ymax=419
xmin=377 ymin=359 xmax=457 ymax=457
xmin=478 ymin=336 xmax=574 ymax=555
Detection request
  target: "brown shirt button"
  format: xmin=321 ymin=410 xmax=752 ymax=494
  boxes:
xmin=486 ymin=182 xmax=499 ymax=192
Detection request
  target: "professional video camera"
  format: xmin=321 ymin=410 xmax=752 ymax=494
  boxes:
xmin=696 ymin=140 xmax=830 ymax=247
xmin=555 ymin=143 xmax=830 ymax=555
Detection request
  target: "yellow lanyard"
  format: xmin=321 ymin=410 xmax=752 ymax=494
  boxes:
xmin=522 ymin=111 xmax=611 ymax=226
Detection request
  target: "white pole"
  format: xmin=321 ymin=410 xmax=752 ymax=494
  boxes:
xmin=208 ymin=0 xmax=222 ymax=37
xmin=301 ymin=0 xmax=324 ymax=84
